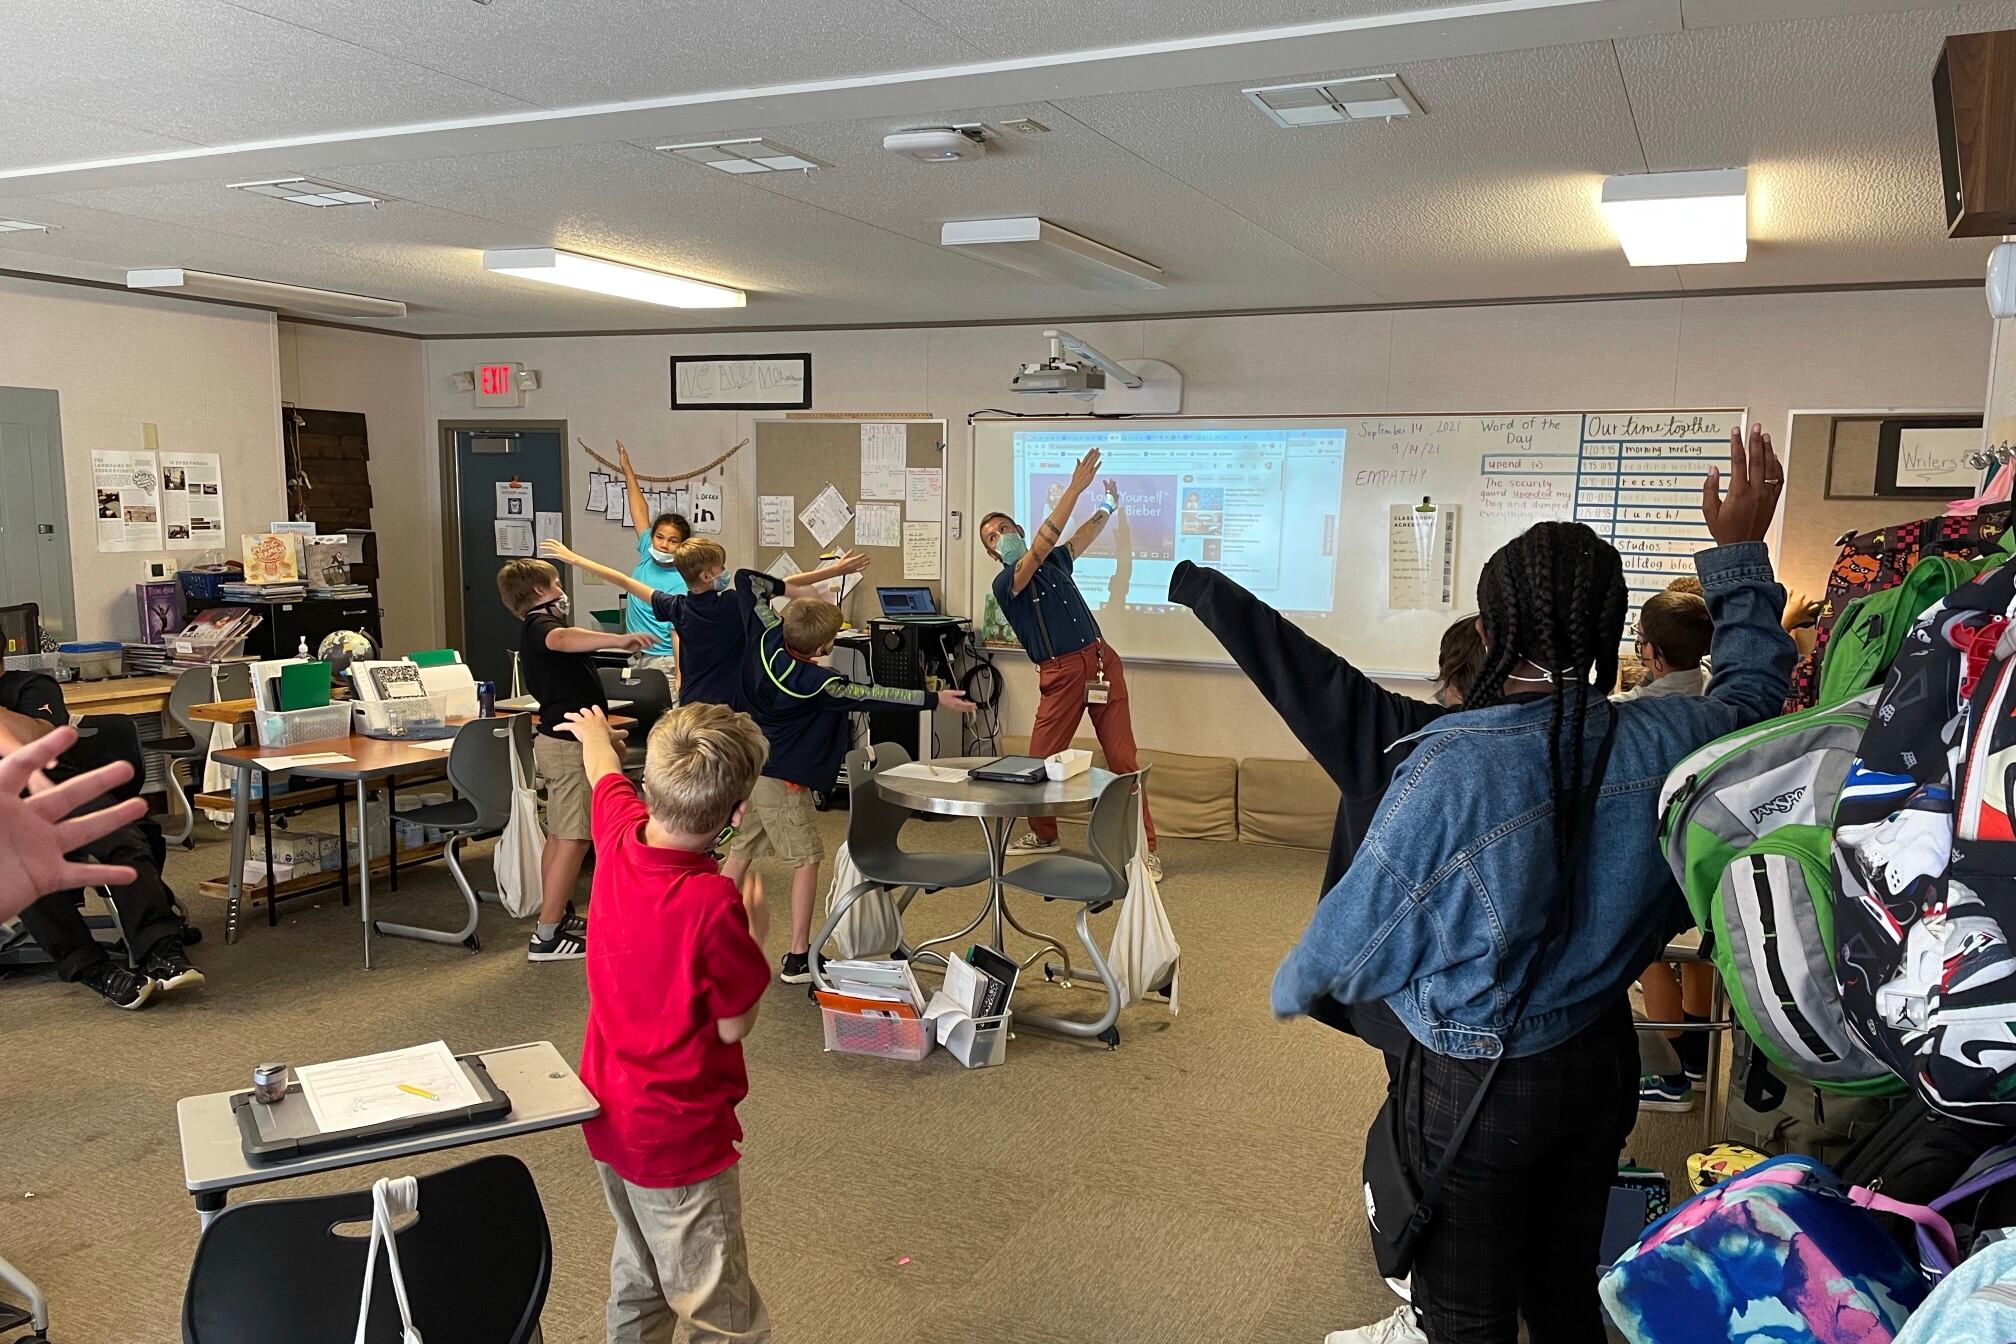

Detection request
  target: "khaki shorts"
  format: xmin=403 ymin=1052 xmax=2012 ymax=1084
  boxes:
xmin=532 ymin=733 xmax=592 ymax=841
xmin=728 ymin=776 xmax=822 ymax=867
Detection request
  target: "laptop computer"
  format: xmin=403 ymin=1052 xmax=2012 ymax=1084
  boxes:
xmin=877 ymin=585 xmax=939 ymax=619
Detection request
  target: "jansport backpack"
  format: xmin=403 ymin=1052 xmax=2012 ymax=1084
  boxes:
xmin=1832 ymin=559 xmax=2016 ymax=1124
xmin=1661 ymin=689 xmax=1902 ymax=1094
xmin=1786 ymin=504 xmax=2013 ymax=713
xmin=1600 ymin=1155 xmax=1949 ymax=1344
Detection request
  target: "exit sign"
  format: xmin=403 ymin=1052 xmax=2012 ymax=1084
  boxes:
xmin=475 ymin=361 xmax=523 ymax=407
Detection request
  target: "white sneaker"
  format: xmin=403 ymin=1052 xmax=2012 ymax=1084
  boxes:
xmin=1324 ymin=1305 xmax=1428 ymax=1344
xmin=1008 ymin=833 xmax=1060 ymax=855
xmin=1143 ymin=852 xmax=1163 ymax=881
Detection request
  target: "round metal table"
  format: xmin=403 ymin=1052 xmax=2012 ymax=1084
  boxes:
xmin=863 ymin=757 xmax=1119 ymax=1041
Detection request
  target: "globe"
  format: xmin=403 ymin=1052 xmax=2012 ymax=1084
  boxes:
xmin=317 ymin=629 xmax=377 ymax=676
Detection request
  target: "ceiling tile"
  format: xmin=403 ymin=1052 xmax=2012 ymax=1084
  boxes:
xmin=898 ymin=0 xmax=1426 ymax=60
xmin=0 ymin=95 xmax=201 ymax=174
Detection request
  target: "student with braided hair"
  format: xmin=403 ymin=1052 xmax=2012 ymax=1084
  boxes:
xmin=1281 ymin=426 xmax=1795 ymax=1344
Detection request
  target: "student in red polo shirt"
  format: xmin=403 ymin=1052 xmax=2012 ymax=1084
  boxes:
xmin=558 ymin=701 xmax=775 ymax=1344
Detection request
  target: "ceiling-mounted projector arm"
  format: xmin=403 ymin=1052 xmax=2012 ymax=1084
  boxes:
xmin=1045 ymin=328 xmax=1143 ymax=389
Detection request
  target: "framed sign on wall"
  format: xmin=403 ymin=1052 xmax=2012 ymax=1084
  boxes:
xmin=1823 ymin=413 xmax=1985 ymax=499
xmin=670 ymin=353 xmax=812 ymax=411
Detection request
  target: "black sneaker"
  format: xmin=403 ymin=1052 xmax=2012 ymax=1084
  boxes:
xmin=528 ymin=926 xmax=587 ymax=962
xmin=779 ymin=952 xmax=812 ymax=985
xmin=79 ymin=961 xmax=155 ymax=1010
xmin=561 ymin=908 xmax=588 ymax=938
xmin=139 ymin=937 xmax=206 ymax=992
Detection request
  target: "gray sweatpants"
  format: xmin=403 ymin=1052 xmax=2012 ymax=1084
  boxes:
xmin=596 ymin=1161 xmax=771 ymax=1344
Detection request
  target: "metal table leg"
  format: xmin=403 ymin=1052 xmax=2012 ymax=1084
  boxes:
xmin=336 ymin=791 xmax=350 ymax=907
xmin=224 ymin=767 xmax=251 ymax=944
xmin=356 ymin=779 xmax=374 ymax=970
xmin=386 ymin=777 xmax=399 ymax=893
xmin=194 ymin=1188 xmax=227 ymax=1231
xmin=262 ymin=788 xmax=278 ymax=927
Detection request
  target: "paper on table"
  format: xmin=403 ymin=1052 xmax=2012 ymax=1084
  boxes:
xmin=860 ymin=423 xmax=908 ymax=499
xmin=902 ymin=521 xmax=941 ymax=579
xmin=799 ymin=484 xmax=853 ymax=548
xmin=855 ymin=502 xmax=901 ymax=548
xmin=880 ymin=761 xmax=966 ymax=782
xmin=494 ymin=519 xmax=535 ymax=557
xmin=904 ymin=466 xmax=943 ymax=521
xmin=296 ymin=1040 xmax=479 ymax=1135
xmin=765 ymin=552 xmax=802 ymax=580
xmin=758 ymin=495 xmax=795 ymax=547
xmin=256 ymin=752 xmax=354 ymax=769
xmin=411 ymin=739 xmax=458 ymax=754
xmin=585 ymin=472 xmax=609 ymax=511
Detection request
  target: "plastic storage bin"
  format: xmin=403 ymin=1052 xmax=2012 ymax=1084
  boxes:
xmin=58 ymin=641 xmax=123 ymax=681
xmin=7 ymin=650 xmax=65 ymax=680
xmin=255 ymin=702 xmax=352 ymax=748
xmin=821 ymin=1008 xmax=934 ymax=1062
xmin=354 ymin=694 xmax=453 ymax=740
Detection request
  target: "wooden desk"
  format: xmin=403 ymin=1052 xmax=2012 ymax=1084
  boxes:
xmin=59 ymin=673 xmax=179 ymax=718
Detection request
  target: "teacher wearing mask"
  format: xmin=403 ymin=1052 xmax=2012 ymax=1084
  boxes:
xmin=980 ymin=447 xmax=1159 ymax=879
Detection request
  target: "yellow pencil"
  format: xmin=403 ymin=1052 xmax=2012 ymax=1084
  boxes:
xmin=396 ymin=1083 xmax=438 ymax=1101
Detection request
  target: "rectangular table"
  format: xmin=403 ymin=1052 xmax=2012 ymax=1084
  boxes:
xmin=177 ymin=1039 xmax=598 ymax=1228
xmin=59 ymin=673 xmax=179 ymax=718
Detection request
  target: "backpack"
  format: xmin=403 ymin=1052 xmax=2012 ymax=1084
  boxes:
xmin=1786 ymin=505 xmax=2014 ymax=713
xmin=1894 ymin=1235 xmax=2016 ymax=1344
xmin=1724 ymin=1030 xmax=1906 ymax=1162
xmin=1816 ymin=550 xmax=2008 ymax=708
xmin=1599 ymin=1155 xmax=1950 ymax=1344
xmin=1660 ymin=690 xmax=1902 ymax=1093
xmin=1837 ymin=1092 xmax=2012 ymax=1214
xmin=1832 ymin=559 xmax=2016 ymax=1124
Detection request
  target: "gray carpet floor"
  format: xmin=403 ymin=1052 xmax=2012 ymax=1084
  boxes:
xmin=0 ymin=807 xmax=1704 ymax=1343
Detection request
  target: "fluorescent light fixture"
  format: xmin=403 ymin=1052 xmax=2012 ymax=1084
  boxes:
xmin=656 ymin=138 xmax=822 ymax=174
xmin=125 ymin=267 xmax=407 ymax=319
xmin=1600 ymin=168 xmax=1749 ymax=266
xmin=1244 ymin=74 xmax=1424 ymax=128
xmin=940 ymin=217 xmax=1163 ymax=291
xmin=227 ymin=176 xmax=380 ymax=207
xmin=481 ymin=247 xmax=745 ymax=309
xmin=0 ymin=218 xmax=54 ymax=233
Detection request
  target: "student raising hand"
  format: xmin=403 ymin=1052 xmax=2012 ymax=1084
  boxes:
xmin=1701 ymin=422 xmax=1784 ymax=546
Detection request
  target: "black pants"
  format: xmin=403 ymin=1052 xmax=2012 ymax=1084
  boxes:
xmin=15 ymin=820 xmax=183 ymax=981
xmin=1398 ymin=1003 xmax=1639 ymax=1344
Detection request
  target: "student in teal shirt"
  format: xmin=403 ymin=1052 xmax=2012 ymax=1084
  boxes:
xmin=616 ymin=442 xmax=689 ymax=690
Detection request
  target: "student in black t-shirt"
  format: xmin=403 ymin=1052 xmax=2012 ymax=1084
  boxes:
xmin=496 ymin=558 xmax=650 ymax=963
xmin=0 ymin=653 xmax=200 ymax=1010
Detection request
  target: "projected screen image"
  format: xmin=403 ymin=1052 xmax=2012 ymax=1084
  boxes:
xmin=1009 ymin=427 xmax=1346 ymax=616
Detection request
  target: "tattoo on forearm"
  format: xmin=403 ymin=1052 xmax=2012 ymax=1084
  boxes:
xmin=1038 ymin=520 xmax=1061 ymax=541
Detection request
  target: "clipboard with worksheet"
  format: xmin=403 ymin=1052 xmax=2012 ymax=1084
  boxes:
xmin=230 ymin=1041 xmax=512 ymax=1163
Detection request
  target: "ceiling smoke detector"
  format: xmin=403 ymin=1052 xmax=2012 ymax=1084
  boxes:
xmin=883 ymin=125 xmax=989 ymax=162
xmin=227 ymin=176 xmax=381 ymax=207
xmin=1244 ymin=74 xmax=1423 ymax=128
xmin=657 ymin=137 xmax=823 ymax=174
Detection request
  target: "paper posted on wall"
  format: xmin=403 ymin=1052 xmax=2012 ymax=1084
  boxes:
xmin=92 ymin=448 xmax=164 ymax=553
xmin=585 ymin=471 xmax=610 ymax=512
xmin=160 ymin=451 xmax=224 ymax=550
xmin=691 ymin=480 xmax=723 ymax=534
xmin=860 ymin=423 xmax=908 ymax=499
xmin=494 ymin=519 xmax=535 ymax=557
xmin=533 ymin=511 xmax=563 ymax=550
xmin=856 ymin=502 xmax=901 ymax=548
xmin=902 ymin=521 xmax=942 ymax=579
xmin=1387 ymin=502 xmax=1460 ymax=611
xmin=800 ymin=484 xmax=853 ymax=548
xmin=765 ymin=552 xmax=802 ymax=580
xmin=495 ymin=481 xmax=532 ymax=519
xmin=904 ymin=467 xmax=943 ymax=521
xmin=759 ymin=495 xmax=795 ymax=547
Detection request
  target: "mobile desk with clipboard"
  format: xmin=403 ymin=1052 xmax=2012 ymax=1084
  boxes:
xmin=176 ymin=1040 xmax=598 ymax=1229
xmin=233 ymin=1053 xmax=512 ymax=1165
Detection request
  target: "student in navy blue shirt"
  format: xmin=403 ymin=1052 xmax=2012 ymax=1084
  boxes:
xmin=721 ymin=570 xmax=976 ymax=982
xmin=980 ymin=447 xmax=1159 ymax=877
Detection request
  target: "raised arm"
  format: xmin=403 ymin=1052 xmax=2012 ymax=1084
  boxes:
xmin=1694 ymin=424 xmax=1795 ymax=726
xmin=783 ymin=548 xmax=870 ymax=600
xmin=541 ymin=538 xmax=655 ymax=603
xmin=555 ymin=706 xmax=625 ymax=787
xmin=1065 ymin=478 xmax=1119 ymax=558
xmin=618 ymin=442 xmax=651 ymax=542
xmin=1010 ymin=448 xmax=1100 ymax=594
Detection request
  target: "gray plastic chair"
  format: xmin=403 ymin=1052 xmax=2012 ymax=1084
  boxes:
xmin=597 ymin=666 xmax=672 ymax=773
xmin=155 ymin=666 xmax=219 ymax=845
xmin=995 ymin=769 xmax=1146 ymax=1046
xmin=375 ymin=714 xmax=527 ymax=953
xmin=808 ymin=743 xmax=990 ymax=985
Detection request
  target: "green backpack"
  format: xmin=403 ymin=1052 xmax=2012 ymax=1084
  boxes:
xmin=1658 ymin=689 xmax=1902 ymax=1096
xmin=1815 ymin=530 xmax=2016 ymax=707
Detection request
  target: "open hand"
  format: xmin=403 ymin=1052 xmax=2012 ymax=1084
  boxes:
xmin=1102 ymin=479 xmax=1122 ymax=512
xmin=556 ymin=706 xmax=613 ymax=745
xmin=740 ymin=872 xmax=769 ymax=947
xmin=1782 ymin=590 xmax=1822 ymax=632
xmin=1070 ymin=448 xmax=1103 ymax=494
xmin=615 ymin=633 xmax=652 ymax=654
xmin=539 ymin=539 xmax=580 ymax=566
xmin=937 ymin=690 xmax=979 ymax=716
xmin=1701 ymin=423 xmax=1783 ymax=547
xmin=829 ymin=549 xmax=872 ymax=578
xmin=0 ymin=724 xmax=148 ymax=920
xmin=616 ymin=440 xmax=632 ymax=466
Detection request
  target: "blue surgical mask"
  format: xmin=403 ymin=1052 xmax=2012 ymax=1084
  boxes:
xmin=713 ymin=571 xmax=732 ymax=592
xmin=995 ymin=533 xmax=1027 ymax=566
xmin=649 ymin=546 xmax=678 ymax=566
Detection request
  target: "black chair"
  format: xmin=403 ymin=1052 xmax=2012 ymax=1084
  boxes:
xmin=378 ymin=714 xmax=529 ymax=953
xmin=0 ymin=600 xmax=38 ymax=658
xmin=596 ymin=666 xmax=673 ymax=773
xmin=182 ymin=1153 xmax=551 ymax=1344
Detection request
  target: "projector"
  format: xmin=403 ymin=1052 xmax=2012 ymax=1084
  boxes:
xmin=1012 ymin=359 xmax=1106 ymax=397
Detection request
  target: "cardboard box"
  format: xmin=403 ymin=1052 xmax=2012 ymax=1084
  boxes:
xmin=248 ymin=829 xmax=339 ymax=872
xmin=241 ymin=859 xmax=299 ymax=886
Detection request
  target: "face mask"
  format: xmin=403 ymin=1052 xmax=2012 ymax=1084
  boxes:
xmin=649 ymin=545 xmax=678 ymax=566
xmin=713 ymin=571 xmax=732 ymax=592
xmin=537 ymin=595 xmax=570 ymax=621
xmin=995 ymin=532 xmax=1028 ymax=566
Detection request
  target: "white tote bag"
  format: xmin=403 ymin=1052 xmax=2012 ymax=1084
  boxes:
xmin=199 ymin=665 xmax=243 ymax=824
xmin=493 ymin=729 xmax=545 ymax=919
xmin=821 ymin=842 xmax=903 ymax=960
xmin=1108 ymin=814 xmax=1179 ymax=1012
xmin=354 ymin=1176 xmax=424 ymax=1344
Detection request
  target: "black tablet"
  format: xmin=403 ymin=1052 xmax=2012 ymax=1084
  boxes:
xmin=967 ymin=755 xmax=1047 ymax=784
xmin=232 ymin=1055 xmax=513 ymax=1164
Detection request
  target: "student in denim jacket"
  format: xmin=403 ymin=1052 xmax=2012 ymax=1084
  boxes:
xmin=1284 ymin=427 xmax=1795 ymax=1344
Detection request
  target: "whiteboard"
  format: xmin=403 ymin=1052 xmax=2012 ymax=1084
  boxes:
xmin=970 ymin=409 xmax=1744 ymax=677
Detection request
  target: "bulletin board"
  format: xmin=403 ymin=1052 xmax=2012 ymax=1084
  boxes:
xmin=751 ymin=419 xmax=947 ymax=627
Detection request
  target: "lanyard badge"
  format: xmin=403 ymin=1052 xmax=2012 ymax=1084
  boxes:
xmin=1086 ymin=649 xmax=1111 ymax=705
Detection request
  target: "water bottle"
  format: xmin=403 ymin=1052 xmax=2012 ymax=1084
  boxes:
xmin=476 ymin=680 xmax=496 ymax=718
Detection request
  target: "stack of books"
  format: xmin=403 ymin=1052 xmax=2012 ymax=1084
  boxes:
xmin=121 ymin=643 xmax=169 ymax=675
xmin=306 ymin=580 xmax=372 ymax=600
xmin=815 ymin=959 xmax=927 ymax=1019
xmin=219 ymin=580 xmax=308 ymax=603
xmin=922 ymin=945 xmax=1019 ymax=1068
xmin=170 ymin=607 xmax=262 ymax=664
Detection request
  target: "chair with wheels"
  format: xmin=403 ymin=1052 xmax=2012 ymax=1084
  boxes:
xmin=596 ymin=665 xmax=673 ymax=774
xmin=372 ymin=713 xmax=527 ymax=953
xmin=181 ymin=1153 xmax=551 ymax=1344
xmin=809 ymin=743 xmax=991 ymax=986
xmin=997 ymin=769 xmax=1146 ymax=1049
